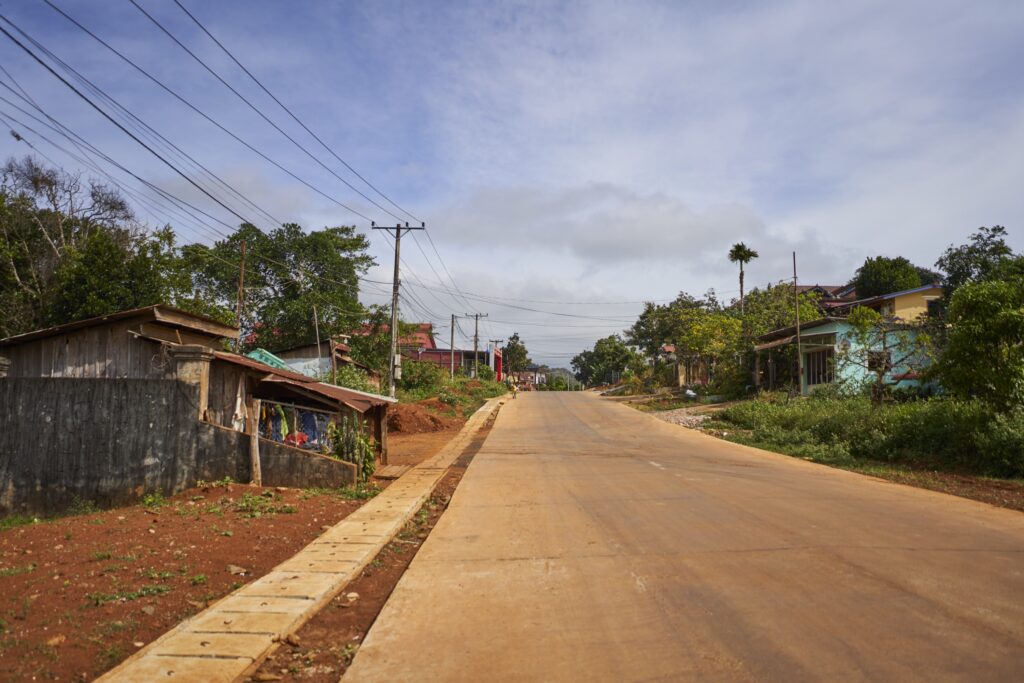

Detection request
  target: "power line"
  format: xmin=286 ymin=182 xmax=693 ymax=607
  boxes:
xmin=40 ymin=0 xmax=376 ymax=225
xmin=128 ymin=0 xmax=400 ymax=224
xmin=172 ymin=0 xmax=422 ymax=224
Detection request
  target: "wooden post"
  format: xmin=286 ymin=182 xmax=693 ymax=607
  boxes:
xmin=249 ymin=398 xmax=263 ymax=487
xmin=793 ymin=252 xmax=804 ymax=395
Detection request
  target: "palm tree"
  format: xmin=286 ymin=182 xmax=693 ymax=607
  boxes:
xmin=728 ymin=242 xmax=759 ymax=317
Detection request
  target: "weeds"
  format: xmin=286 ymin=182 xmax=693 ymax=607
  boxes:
xmin=87 ymin=584 xmax=171 ymax=606
xmin=141 ymin=492 xmax=167 ymax=510
xmin=233 ymin=492 xmax=296 ymax=518
xmin=189 ymin=574 xmax=207 ymax=586
xmin=91 ymin=550 xmax=113 ymax=561
xmin=0 ymin=563 xmax=35 ymax=578
xmin=0 ymin=515 xmax=37 ymax=531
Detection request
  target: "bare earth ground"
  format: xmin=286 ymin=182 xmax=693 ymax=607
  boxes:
xmin=0 ymin=483 xmax=378 ymax=682
xmin=646 ymin=404 xmax=1024 ymax=513
xmin=0 ymin=402 xmax=466 ymax=682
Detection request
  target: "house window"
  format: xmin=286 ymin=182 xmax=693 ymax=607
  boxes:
xmin=868 ymin=350 xmax=892 ymax=373
xmin=805 ymin=349 xmax=834 ymax=386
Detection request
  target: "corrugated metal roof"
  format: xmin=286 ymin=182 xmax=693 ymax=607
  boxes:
xmin=213 ymin=351 xmax=395 ymax=408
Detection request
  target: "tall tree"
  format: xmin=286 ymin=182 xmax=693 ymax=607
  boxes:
xmin=850 ymin=256 xmax=922 ymax=298
xmin=0 ymin=156 xmax=139 ymax=335
xmin=182 ymin=222 xmax=374 ymax=350
xmin=935 ymin=226 xmax=1024 ymax=299
xmin=934 ymin=275 xmax=1024 ymax=411
xmin=728 ymin=242 xmax=759 ymax=317
xmin=571 ymin=334 xmax=639 ymax=385
xmin=502 ymin=332 xmax=531 ymax=373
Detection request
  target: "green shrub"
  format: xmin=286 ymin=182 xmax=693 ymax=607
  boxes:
xmin=326 ymin=365 xmax=376 ymax=394
xmin=398 ymin=360 xmax=447 ymax=396
xmin=717 ymin=395 xmax=1019 ymax=477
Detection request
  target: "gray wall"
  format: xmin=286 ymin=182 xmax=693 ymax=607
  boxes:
xmin=0 ymin=378 xmax=357 ymax=515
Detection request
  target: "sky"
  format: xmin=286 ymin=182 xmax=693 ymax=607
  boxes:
xmin=1 ymin=0 xmax=1022 ymax=366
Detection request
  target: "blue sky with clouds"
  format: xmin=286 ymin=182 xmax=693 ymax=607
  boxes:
xmin=2 ymin=1 xmax=1023 ymax=365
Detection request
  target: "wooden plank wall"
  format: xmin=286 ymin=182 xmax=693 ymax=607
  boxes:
xmin=2 ymin=324 xmax=171 ymax=380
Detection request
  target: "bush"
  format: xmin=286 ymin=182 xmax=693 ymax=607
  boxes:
xmin=717 ymin=396 xmax=1021 ymax=477
xmin=397 ymin=360 xmax=448 ymax=399
xmin=326 ymin=365 xmax=375 ymax=394
xmin=476 ymin=365 xmax=495 ymax=381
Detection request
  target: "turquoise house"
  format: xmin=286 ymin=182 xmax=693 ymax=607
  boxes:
xmin=754 ymin=285 xmax=941 ymax=395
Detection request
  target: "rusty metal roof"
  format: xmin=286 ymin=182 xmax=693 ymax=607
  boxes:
xmin=213 ymin=351 xmax=395 ymax=410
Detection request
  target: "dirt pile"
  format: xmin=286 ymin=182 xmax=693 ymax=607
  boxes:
xmin=387 ymin=401 xmax=460 ymax=434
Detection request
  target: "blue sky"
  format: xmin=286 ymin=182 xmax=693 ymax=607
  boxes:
xmin=2 ymin=0 xmax=1023 ymax=365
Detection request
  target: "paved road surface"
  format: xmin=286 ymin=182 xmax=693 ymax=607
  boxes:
xmin=346 ymin=393 xmax=1024 ymax=681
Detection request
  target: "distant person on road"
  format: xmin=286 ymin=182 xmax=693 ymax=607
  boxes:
xmin=509 ymin=377 xmax=518 ymax=399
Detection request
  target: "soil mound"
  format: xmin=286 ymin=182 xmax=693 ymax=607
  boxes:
xmin=388 ymin=401 xmax=460 ymax=434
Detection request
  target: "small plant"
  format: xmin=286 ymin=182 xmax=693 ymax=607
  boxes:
xmin=91 ymin=550 xmax=113 ymax=561
xmin=0 ymin=515 xmax=37 ymax=531
xmin=68 ymin=496 xmax=99 ymax=515
xmin=141 ymin=492 xmax=168 ymax=510
xmin=327 ymin=415 xmax=377 ymax=482
xmin=336 ymin=483 xmax=381 ymax=500
xmin=0 ymin=563 xmax=35 ymax=578
xmin=189 ymin=574 xmax=207 ymax=586
xmin=87 ymin=584 xmax=171 ymax=606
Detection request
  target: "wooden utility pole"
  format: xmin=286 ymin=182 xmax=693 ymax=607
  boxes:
xmin=373 ymin=222 xmax=425 ymax=397
xmin=313 ymin=303 xmax=323 ymax=377
xmin=450 ymin=314 xmax=456 ymax=379
xmin=234 ymin=239 xmax=246 ymax=352
xmin=465 ymin=313 xmax=488 ymax=378
xmin=793 ymin=251 xmax=804 ymax=394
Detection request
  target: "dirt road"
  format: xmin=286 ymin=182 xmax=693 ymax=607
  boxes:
xmin=345 ymin=392 xmax=1024 ymax=681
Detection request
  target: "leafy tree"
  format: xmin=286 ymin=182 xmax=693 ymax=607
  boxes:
xmin=935 ymin=226 xmax=1024 ymax=299
xmin=741 ymin=283 xmax=822 ymax=339
xmin=837 ymin=307 xmax=936 ymax=404
xmin=850 ymin=256 xmax=922 ymax=298
xmin=626 ymin=291 xmax=711 ymax=356
xmin=47 ymin=227 xmax=179 ymax=325
xmin=182 ymin=222 xmax=374 ymax=350
xmin=728 ymin=242 xmax=759 ymax=317
xmin=502 ymin=332 xmax=531 ymax=373
xmin=0 ymin=156 xmax=138 ymax=335
xmin=571 ymin=334 xmax=641 ymax=385
xmin=934 ymin=275 xmax=1024 ymax=411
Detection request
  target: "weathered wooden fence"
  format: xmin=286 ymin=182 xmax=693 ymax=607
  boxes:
xmin=0 ymin=378 xmax=355 ymax=515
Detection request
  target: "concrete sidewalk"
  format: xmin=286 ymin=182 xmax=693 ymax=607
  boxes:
xmin=97 ymin=397 xmax=503 ymax=683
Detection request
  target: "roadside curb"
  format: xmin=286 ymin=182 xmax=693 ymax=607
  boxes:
xmin=97 ymin=397 xmax=505 ymax=683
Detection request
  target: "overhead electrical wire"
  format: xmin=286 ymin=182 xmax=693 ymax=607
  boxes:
xmin=41 ymin=0 xmax=377 ymax=225
xmin=171 ymin=0 xmax=421 ymax=224
xmin=128 ymin=0 xmax=401 ymax=224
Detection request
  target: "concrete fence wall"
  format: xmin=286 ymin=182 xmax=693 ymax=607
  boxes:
xmin=0 ymin=378 xmax=355 ymax=515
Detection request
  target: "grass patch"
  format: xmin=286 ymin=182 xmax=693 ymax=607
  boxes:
xmin=232 ymin=492 xmax=297 ymax=518
xmin=0 ymin=563 xmax=36 ymax=578
xmin=304 ymin=483 xmax=381 ymax=500
xmin=0 ymin=515 xmax=38 ymax=532
xmin=87 ymin=584 xmax=171 ymax=606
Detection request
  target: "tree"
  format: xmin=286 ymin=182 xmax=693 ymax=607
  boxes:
xmin=934 ymin=275 xmax=1024 ymax=411
xmin=502 ymin=333 xmax=531 ymax=373
xmin=850 ymin=256 xmax=922 ymax=299
xmin=837 ymin=307 xmax=935 ymax=404
xmin=182 ymin=222 xmax=374 ymax=350
xmin=935 ymin=226 xmax=1024 ymax=299
xmin=741 ymin=283 xmax=822 ymax=339
xmin=728 ymin=242 xmax=759 ymax=317
xmin=0 ymin=156 xmax=139 ymax=335
xmin=47 ymin=226 xmax=179 ymax=325
xmin=571 ymin=334 xmax=640 ymax=385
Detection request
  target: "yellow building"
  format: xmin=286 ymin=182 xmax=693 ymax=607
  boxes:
xmin=830 ymin=284 xmax=943 ymax=321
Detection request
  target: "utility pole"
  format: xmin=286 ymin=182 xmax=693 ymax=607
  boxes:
xmin=465 ymin=312 xmax=488 ymax=378
xmin=793 ymin=251 xmax=804 ymax=395
xmin=234 ymin=239 xmax=246 ymax=352
xmin=450 ymin=314 xmax=456 ymax=379
xmin=373 ymin=222 xmax=425 ymax=397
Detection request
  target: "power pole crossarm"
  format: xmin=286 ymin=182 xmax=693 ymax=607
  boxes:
xmin=373 ymin=222 xmax=425 ymax=397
